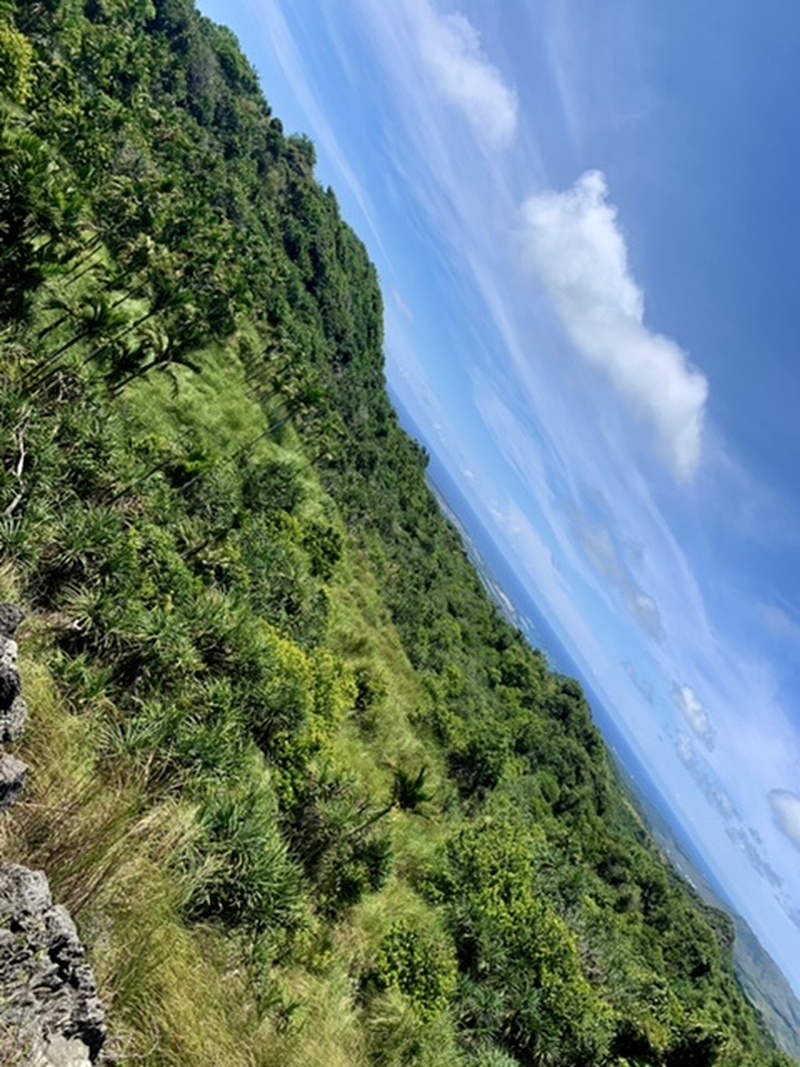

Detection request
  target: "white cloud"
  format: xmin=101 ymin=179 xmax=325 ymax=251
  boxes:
xmin=572 ymin=515 xmax=663 ymax=640
xmin=726 ymin=825 xmax=783 ymax=886
xmin=759 ymin=602 xmax=800 ymax=644
xmin=522 ymin=171 xmax=709 ymax=480
xmin=392 ymin=288 xmax=414 ymax=323
xmin=676 ymin=730 xmax=695 ymax=765
xmin=770 ymin=790 xmax=800 ymax=852
xmin=411 ymin=3 xmax=518 ymax=151
xmin=675 ymin=730 xmax=738 ymax=821
xmin=673 ymin=684 xmax=715 ymax=748
xmin=622 ymin=659 xmax=654 ymax=704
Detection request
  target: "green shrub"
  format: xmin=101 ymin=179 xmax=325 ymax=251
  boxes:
xmin=466 ymin=1046 xmax=521 ymax=1067
xmin=0 ymin=21 xmax=33 ymax=103
xmin=370 ymin=918 xmax=457 ymax=1021
xmin=181 ymin=768 xmax=302 ymax=948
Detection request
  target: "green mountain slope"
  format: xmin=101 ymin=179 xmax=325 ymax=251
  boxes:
xmin=618 ymin=773 xmax=800 ymax=1062
xmin=735 ymin=917 xmax=800 ymax=1062
xmin=0 ymin=1 xmax=795 ymax=1064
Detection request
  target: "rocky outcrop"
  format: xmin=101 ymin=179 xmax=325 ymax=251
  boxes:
xmin=0 ymin=750 xmax=28 ymax=812
xmin=0 ymin=866 xmax=106 ymax=1066
xmin=0 ymin=602 xmax=28 ymax=809
xmin=0 ymin=645 xmax=27 ymax=746
xmin=0 ymin=603 xmax=25 ymax=638
xmin=0 ymin=604 xmax=107 ymax=1064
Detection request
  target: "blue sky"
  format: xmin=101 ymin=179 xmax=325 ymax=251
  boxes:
xmin=198 ymin=0 xmax=800 ymax=993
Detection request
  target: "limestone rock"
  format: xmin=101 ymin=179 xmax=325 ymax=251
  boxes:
xmin=1 ymin=692 xmax=28 ymax=743
xmin=0 ymin=602 xmax=25 ymax=638
xmin=0 ymin=751 xmax=28 ymax=811
xmin=0 ymin=866 xmax=106 ymax=1065
xmin=0 ymin=634 xmax=21 ymax=710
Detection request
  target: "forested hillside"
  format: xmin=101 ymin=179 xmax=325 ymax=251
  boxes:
xmin=0 ymin=2 xmax=794 ymax=1064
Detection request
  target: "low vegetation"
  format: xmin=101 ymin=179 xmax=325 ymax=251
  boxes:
xmin=0 ymin=1 xmax=794 ymax=1064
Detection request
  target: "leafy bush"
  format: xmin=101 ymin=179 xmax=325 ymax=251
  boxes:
xmin=0 ymin=21 xmax=33 ymax=104
xmin=182 ymin=769 xmax=301 ymax=945
xmin=370 ymin=918 xmax=456 ymax=1021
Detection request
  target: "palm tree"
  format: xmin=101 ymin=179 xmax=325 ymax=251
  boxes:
xmin=28 ymin=294 xmax=127 ymax=389
xmin=0 ymin=121 xmax=53 ymax=320
xmin=346 ymin=763 xmax=433 ymax=839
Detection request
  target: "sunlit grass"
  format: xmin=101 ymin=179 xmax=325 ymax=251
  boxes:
xmin=1 ymin=618 xmax=270 ymax=1065
xmin=0 ymin=437 xmax=461 ymax=1064
xmin=121 ymin=340 xmax=267 ymax=452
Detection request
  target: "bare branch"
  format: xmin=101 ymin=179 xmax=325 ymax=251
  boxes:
xmin=3 ymin=422 xmax=27 ymax=517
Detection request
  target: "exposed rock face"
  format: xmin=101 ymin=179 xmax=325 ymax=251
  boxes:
xmin=0 ymin=606 xmax=27 ymax=746
xmin=0 ymin=603 xmax=25 ymax=639
xmin=0 ymin=599 xmax=27 ymax=743
xmin=1 ymin=692 xmax=28 ymax=745
xmin=0 ymin=866 xmax=106 ymax=1065
xmin=0 ymin=606 xmax=107 ymax=1063
xmin=0 ymin=751 xmax=28 ymax=811
xmin=0 ymin=602 xmax=28 ymax=804
xmin=0 ymin=634 xmax=22 ymax=714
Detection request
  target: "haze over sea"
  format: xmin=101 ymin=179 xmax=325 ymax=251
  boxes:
xmin=198 ymin=0 xmax=800 ymax=997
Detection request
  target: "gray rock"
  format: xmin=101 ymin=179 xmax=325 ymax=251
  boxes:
xmin=0 ymin=866 xmax=106 ymax=1065
xmin=0 ymin=751 xmax=28 ymax=811
xmin=0 ymin=635 xmax=21 ymax=711
xmin=1 ymin=692 xmax=28 ymax=744
xmin=30 ymin=1033 xmax=96 ymax=1067
xmin=0 ymin=603 xmax=25 ymax=639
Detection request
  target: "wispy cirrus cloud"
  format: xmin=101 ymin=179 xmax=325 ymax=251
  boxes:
xmin=522 ymin=171 xmax=709 ymax=480
xmin=770 ymin=790 xmax=800 ymax=851
xmin=409 ymin=2 xmax=518 ymax=151
xmin=759 ymin=602 xmax=800 ymax=645
xmin=391 ymin=288 xmax=414 ymax=323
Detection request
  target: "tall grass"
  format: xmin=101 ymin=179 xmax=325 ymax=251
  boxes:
xmin=0 ymin=619 xmax=271 ymax=1064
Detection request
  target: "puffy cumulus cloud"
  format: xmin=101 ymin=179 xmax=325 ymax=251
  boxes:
xmin=675 ymin=730 xmax=695 ymax=765
xmin=629 ymin=591 xmax=663 ymax=642
xmin=412 ymin=2 xmax=518 ymax=150
xmin=711 ymin=786 xmax=738 ymax=822
xmin=672 ymin=684 xmax=714 ymax=749
xmin=769 ymin=789 xmax=800 ymax=851
xmin=522 ymin=171 xmax=709 ymax=479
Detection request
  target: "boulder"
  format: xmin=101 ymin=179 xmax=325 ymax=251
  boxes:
xmin=0 ymin=634 xmax=21 ymax=710
xmin=0 ymin=602 xmax=25 ymax=639
xmin=0 ymin=751 xmax=28 ymax=811
xmin=1 ymin=692 xmax=28 ymax=743
xmin=0 ymin=866 xmax=106 ymax=1065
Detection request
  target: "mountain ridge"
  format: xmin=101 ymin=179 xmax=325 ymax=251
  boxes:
xmin=0 ymin=1 xmax=795 ymax=1063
